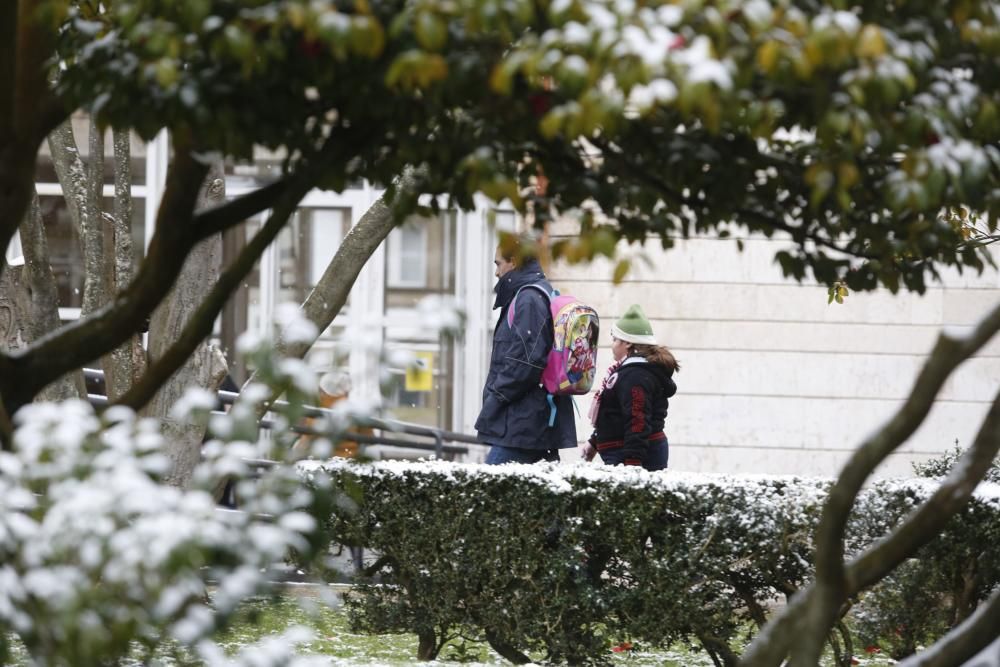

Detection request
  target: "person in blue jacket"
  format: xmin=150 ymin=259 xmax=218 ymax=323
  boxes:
xmin=475 ymin=237 xmax=577 ymax=464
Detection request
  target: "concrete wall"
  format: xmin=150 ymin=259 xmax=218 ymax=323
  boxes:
xmin=547 ymin=229 xmax=1000 ymax=479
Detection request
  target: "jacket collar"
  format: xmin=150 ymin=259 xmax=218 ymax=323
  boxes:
xmin=493 ymin=259 xmax=546 ymax=309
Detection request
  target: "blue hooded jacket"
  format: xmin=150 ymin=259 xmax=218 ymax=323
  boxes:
xmin=475 ymin=259 xmax=577 ymax=450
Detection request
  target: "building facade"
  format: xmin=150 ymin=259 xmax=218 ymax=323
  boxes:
xmin=29 ymin=124 xmax=1000 ymax=477
xmin=547 ymin=221 xmax=1000 ymax=478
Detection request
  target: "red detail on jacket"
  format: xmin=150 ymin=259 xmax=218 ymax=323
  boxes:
xmin=593 ymin=432 xmax=666 ymax=451
xmin=630 ymin=386 xmax=645 ymax=432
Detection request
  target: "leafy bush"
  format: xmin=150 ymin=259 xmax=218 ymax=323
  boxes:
xmin=304 ymin=461 xmax=1000 ymax=665
xmin=843 ymin=450 xmax=1000 ymax=659
xmin=912 ymin=445 xmax=1000 ymax=484
xmin=0 ymin=308 xmax=346 ymax=667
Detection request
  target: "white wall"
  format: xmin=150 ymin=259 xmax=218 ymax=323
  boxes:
xmin=548 ymin=228 xmax=1000 ymax=479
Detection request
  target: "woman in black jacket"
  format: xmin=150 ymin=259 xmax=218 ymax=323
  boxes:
xmin=584 ymin=304 xmax=679 ymax=471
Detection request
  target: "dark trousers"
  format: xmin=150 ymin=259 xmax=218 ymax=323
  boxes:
xmin=485 ymin=445 xmax=560 ymax=465
xmin=598 ymin=439 xmax=669 ymax=471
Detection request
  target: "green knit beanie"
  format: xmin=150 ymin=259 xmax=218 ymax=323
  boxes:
xmin=611 ymin=304 xmax=657 ymax=345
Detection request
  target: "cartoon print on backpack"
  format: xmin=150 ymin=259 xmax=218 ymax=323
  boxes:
xmin=567 ymin=319 xmax=598 ymax=386
xmin=509 ymin=285 xmax=600 ymax=398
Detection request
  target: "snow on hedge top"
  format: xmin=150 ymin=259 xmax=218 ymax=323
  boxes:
xmin=300 ymin=458 xmax=1000 ymax=508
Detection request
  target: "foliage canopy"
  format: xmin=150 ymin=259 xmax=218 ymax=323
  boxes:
xmin=51 ymin=0 xmax=1000 ymax=294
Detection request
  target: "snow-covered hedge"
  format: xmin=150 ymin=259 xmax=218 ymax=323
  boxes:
xmin=302 ymin=460 xmax=1000 ymax=664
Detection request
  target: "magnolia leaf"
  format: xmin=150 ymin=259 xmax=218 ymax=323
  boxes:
xmin=757 ymin=40 xmax=782 ymax=74
xmin=612 ymin=259 xmax=631 ymax=285
xmin=415 ymin=11 xmax=448 ymax=52
xmin=489 ymin=63 xmax=512 ymax=95
xmin=856 ymin=24 xmax=886 ymax=58
xmin=539 ymin=108 xmax=564 ymax=139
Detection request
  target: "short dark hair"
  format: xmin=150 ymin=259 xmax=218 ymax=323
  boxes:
xmin=497 ymin=232 xmax=538 ymax=264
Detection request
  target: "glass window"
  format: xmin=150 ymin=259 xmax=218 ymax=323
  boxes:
xmin=384 ymin=212 xmax=456 ymax=309
xmin=381 ymin=211 xmax=459 ymax=428
xmin=245 ymin=207 xmax=350 ymax=335
xmin=382 ymin=337 xmax=454 ymax=429
xmin=387 ymin=223 xmax=428 ymax=288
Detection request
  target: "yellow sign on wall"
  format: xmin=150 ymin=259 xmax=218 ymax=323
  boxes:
xmin=405 ymin=351 xmax=435 ymax=392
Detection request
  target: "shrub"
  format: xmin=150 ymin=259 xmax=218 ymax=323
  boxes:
xmin=912 ymin=444 xmax=1000 ymax=484
xmin=303 ymin=461 xmax=1000 ymax=666
xmin=0 ymin=307 xmax=345 ymax=667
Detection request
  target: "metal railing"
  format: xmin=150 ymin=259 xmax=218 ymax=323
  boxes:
xmin=83 ymin=368 xmax=478 ymax=459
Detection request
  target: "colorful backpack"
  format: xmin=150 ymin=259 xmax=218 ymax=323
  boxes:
xmin=508 ymin=284 xmax=600 ymax=422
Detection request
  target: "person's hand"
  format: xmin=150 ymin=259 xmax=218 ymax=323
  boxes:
xmin=580 ymin=442 xmax=597 ymax=462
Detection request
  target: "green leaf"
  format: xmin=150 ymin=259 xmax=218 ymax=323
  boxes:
xmin=539 ymin=108 xmax=564 ymax=139
xmin=612 ymin=259 xmax=631 ymax=284
xmin=415 ymin=11 xmax=448 ymax=52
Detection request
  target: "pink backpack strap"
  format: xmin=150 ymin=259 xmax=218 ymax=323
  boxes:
xmin=506 ymin=283 xmax=555 ymax=328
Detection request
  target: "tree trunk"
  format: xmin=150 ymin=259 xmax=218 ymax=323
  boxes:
xmin=485 ymin=631 xmax=530 ymax=665
xmin=103 ymin=127 xmax=145 ymax=400
xmin=0 ymin=191 xmax=84 ymax=400
xmin=81 ymin=117 xmax=109 ymax=320
xmin=0 ymin=262 xmax=25 ymax=352
xmin=142 ymin=162 xmax=228 ymax=488
xmin=46 ymin=116 xmax=90 ymax=237
xmin=17 ymin=192 xmax=85 ymax=400
xmin=416 ymin=630 xmax=439 ymax=661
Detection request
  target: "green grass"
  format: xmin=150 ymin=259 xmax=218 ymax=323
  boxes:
xmin=4 ymin=590 xmax=902 ymax=666
xmin=215 ymin=588 xmax=701 ymax=665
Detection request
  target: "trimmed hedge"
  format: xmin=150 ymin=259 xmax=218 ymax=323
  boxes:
xmin=300 ymin=462 xmax=1000 ymax=665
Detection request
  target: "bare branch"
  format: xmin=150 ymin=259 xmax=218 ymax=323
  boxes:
xmin=0 ymin=2 xmax=15 ymax=134
xmin=0 ymin=141 xmax=39 ymax=274
xmin=193 ymin=177 xmax=295 ymax=240
xmin=847 ymin=388 xmax=1000 ymax=591
xmin=896 ymin=587 xmax=1000 ymax=667
xmin=276 ymin=169 xmax=417 ymax=361
xmin=35 ymin=93 xmax=71 ymax=145
xmin=112 ymin=129 xmax=133 ymax=289
xmin=788 ymin=383 xmax=1000 ymax=666
xmin=817 ymin=301 xmax=1000 ymax=575
xmin=116 ymin=178 xmax=312 ymax=412
xmin=0 ymin=387 xmax=12 ymax=450
xmin=4 ymin=161 xmax=321 ymax=408
xmin=960 ymin=234 xmax=1000 ymax=250
xmin=741 ymin=299 xmax=1000 ymax=667
xmin=4 ymin=123 xmax=375 ymax=412
xmin=14 ymin=0 xmax=58 ymax=144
